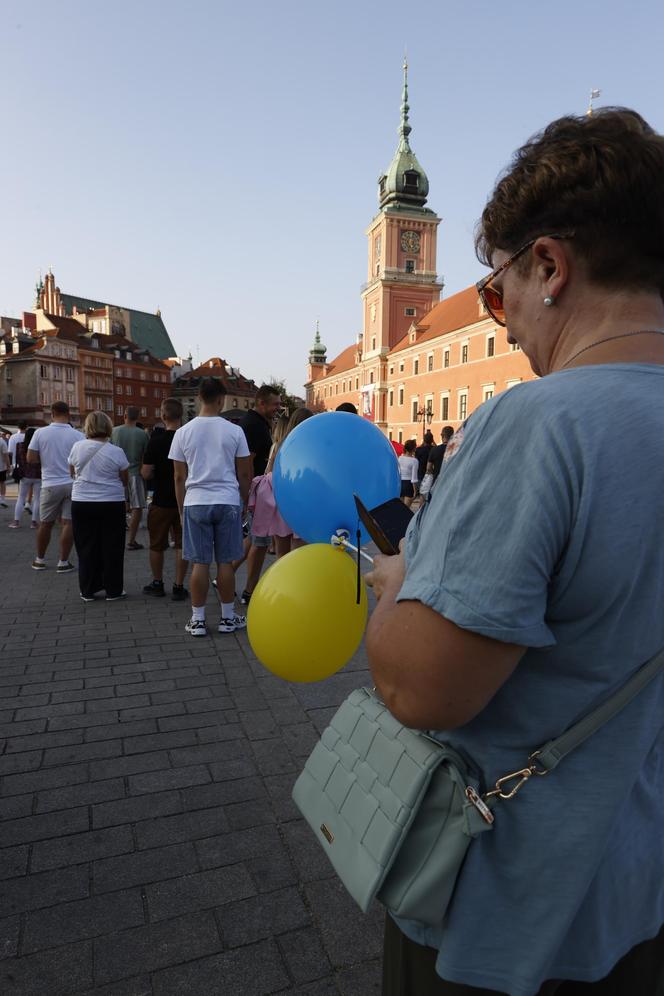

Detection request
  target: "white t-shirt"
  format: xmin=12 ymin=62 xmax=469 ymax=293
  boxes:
xmin=8 ymin=432 xmax=24 ymax=462
xmin=168 ymin=416 xmax=250 ymax=507
xmin=68 ymin=440 xmax=129 ymax=502
xmin=29 ymin=423 xmax=84 ymax=487
xmin=0 ymin=438 xmax=8 ymax=465
xmin=398 ymin=454 xmax=419 ymax=484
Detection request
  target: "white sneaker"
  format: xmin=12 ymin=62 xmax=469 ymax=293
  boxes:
xmin=185 ymin=617 xmax=207 ymax=637
xmin=217 ymin=614 xmax=247 ymax=634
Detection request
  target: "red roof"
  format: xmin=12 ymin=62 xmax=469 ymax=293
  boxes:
xmin=390 ymin=286 xmax=483 ymax=354
xmin=178 ymin=357 xmax=256 ymax=396
xmin=323 ymin=343 xmax=357 ymax=376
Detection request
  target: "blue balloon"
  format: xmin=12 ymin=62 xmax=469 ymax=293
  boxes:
xmin=273 ymin=412 xmax=401 ymax=544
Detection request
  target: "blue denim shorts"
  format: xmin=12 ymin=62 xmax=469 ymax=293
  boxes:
xmin=246 ymin=509 xmax=271 ymax=549
xmin=183 ymin=504 xmax=244 ymax=564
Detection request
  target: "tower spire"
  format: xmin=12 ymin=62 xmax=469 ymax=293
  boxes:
xmin=399 ymin=57 xmax=412 ymax=149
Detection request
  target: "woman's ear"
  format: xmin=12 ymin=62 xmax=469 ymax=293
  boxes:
xmin=532 ymin=236 xmax=570 ymax=300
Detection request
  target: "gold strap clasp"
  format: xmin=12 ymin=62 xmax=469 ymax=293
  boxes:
xmin=484 ymin=753 xmax=549 ymax=802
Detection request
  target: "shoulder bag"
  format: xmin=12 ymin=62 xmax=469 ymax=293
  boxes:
xmin=292 ymin=647 xmax=664 ymax=926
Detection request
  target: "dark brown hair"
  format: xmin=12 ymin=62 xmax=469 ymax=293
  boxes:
xmin=161 ymin=397 xmax=183 ymax=421
xmin=476 ymin=108 xmax=664 ymax=293
xmin=256 ymin=384 xmax=281 ymax=404
xmin=51 ymin=401 xmax=69 ymax=416
xmin=198 ymin=377 xmax=224 ymax=403
xmin=125 ymin=405 xmax=140 ymax=421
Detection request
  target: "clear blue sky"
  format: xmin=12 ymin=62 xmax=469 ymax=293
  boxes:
xmin=1 ymin=0 xmax=662 ymax=393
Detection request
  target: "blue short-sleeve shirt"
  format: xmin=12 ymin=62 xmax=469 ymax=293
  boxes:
xmin=394 ymin=365 xmax=664 ymax=995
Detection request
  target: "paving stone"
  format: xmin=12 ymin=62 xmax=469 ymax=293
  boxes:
xmin=184 ymin=694 xmax=236 ymax=714
xmin=22 ymin=888 xmax=145 ymax=952
xmin=180 ymin=775 xmax=266 ymax=812
xmin=16 ymin=700 xmax=85 ymax=721
xmin=0 ymin=864 xmax=89 ymax=916
xmin=336 ymin=960 xmax=382 ymax=995
xmin=31 ymin=826 xmax=135 ymax=872
xmin=0 ymin=793 xmax=34 ymax=821
xmin=169 ymin=739 xmax=249 ymax=766
xmin=1 ymin=761 xmax=89 ymax=797
xmin=2 ymin=805 xmax=89 ymax=847
xmin=0 ymin=718 xmax=47 ymax=739
xmin=217 ymin=885 xmax=310 ymax=947
xmin=277 ymin=926 xmax=332 ymax=984
xmin=92 ymin=790 xmax=182 ymax=828
xmin=135 ymin=805 xmax=230 ymax=850
xmin=196 ymin=824 xmax=283 ymax=870
xmin=118 ymin=702 xmax=186 ymax=721
xmin=36 ymin=777 xmax=126 ymax=814
xmin=251 ymin=737 xmax=298 ymax=775
xmin=0 ymin=845 xmax=29 ymax=880
xmin=121 ymin=729 xmax=197 ymax=754
xmin=151 ymin=938 xmax=289 ymax=996
xmin=0 ymin=749 xmax=42 ymax=777
xmin=303 ymin=879 xmax=384 ymax=968
xmin=127 ymin=764 xmax=211 ymax=795
xmin=145 ymin=864 xmax=256 ymax=921
xmin=282 ymin=721 xmax=321 ymax=758
xmin=198 ymin=722 xmax=247 ymax=745
xmin=276 ymin=979 xmax=338 ymax=995
xmin=0 ymin=940 xmax=93 ymax=996
xmin=89 ymin=750 xmax=170 ymax=780
xmin=283 ymin=819 xmax=337 ymax=884
xmin=81 ymin=977 xmax=153 ymax=996
xmin=246 ymin=840 xmax=298 ymax=893
xmin=85 ymin=719 xmax=158 ymax=743
xmin=93 ymin=912 xmax=221 ymax=984
xmin=43 ymin=738 xmax=125 ymax=767
xmin=48 ymin=710 xmax=120 ymax=731
xmin=87 ymin=693 xmax=151 ymax=713
xmin=93 ymin=842 xmax=198 ymax=893
xmin=225 ymin=796 xmax=276 ymax=830
xmin=0 ymin=915 xmax=20 ymax=959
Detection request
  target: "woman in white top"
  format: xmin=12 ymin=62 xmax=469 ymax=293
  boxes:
xmin=398 ymin=439 xmax=419 ymax=508
xmin=68 ymin=411 xmax=129 ymax=602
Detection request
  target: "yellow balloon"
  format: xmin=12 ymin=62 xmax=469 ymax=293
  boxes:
xmin=247 ymin=544 xmax=368 ymax=683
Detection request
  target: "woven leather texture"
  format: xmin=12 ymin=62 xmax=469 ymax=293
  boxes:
xmin=292 ymin=687 xmax=462 ymax=912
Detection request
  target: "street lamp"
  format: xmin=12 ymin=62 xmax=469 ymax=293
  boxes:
xmin=414 ymin=406 xmax=433 ymax=425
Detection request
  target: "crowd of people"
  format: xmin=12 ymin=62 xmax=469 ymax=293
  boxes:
xmin=2 ymin=382 xmax=328 ymax=638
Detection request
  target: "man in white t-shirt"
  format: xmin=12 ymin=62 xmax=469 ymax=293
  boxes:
xmin=8 ymin=420 xmax=26 ymax=467
xmin=169 ymin=378 xmax=252 ymax=637
xmin=28 ymin=401 xmax=84 ymax=572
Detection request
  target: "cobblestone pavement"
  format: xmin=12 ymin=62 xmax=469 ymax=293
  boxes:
xmin=0 ymin=506 xmax=383 ymax=995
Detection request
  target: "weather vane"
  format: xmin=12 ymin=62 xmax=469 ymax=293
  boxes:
xmin=586 ymin=88 xmax=601 ymax=117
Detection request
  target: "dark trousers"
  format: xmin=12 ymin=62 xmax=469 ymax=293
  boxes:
xmin=71 ymin=501 xmax=126 ymax=598
xmin=383 ymin=914 xmax=664 ymax=996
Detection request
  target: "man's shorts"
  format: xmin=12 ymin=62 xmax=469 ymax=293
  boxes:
xmin=0 ymin=470 xmax=6 ymax=483
xmin=126 ymin=475 xmax=146 ymax=510
xmin=183 ymin=504 xmax=243 ymax=564
xmin=246 ymin=509 xmax=271 ymax=548
xmin=148 ymin=505 xmax=182 ymax=552
xmin=40 ymin=483 xmax=73 ymax=523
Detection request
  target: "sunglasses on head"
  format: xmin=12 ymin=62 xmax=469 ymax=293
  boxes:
xmin=475 ymin=233 xmax=573 ymax=327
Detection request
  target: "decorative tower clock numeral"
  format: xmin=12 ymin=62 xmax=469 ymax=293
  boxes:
xmin=400 ymin=230 xmax=421 ymax=254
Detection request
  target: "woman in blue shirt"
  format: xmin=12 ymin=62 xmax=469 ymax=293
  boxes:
xmin=367 ymin=108 xmax=664 ymax=994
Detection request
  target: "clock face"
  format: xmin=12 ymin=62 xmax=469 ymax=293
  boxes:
xmin=401 ymin=230 xmax=421 ymax=254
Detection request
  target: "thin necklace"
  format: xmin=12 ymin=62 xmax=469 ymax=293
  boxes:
xmin=561 ymin=329 xmax=664 ymax=369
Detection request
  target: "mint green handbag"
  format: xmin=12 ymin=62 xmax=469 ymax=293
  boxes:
xmin=292 ymin=648 xmax=664 ymax=926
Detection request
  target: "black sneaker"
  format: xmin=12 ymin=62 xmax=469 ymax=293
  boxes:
xmin=171 ymin=585 xmax=188 ymax=602
xmin=143 ymin=580 xmax=165 ymax=597
xmin=240 ymin=589 xmax=252 ymax=605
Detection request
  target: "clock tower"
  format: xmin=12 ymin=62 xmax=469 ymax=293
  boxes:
xmin=361 ymin=61 xmax=442 ymax=359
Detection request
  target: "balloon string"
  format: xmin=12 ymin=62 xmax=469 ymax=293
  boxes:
xmin=356 ymin=527 xmax=361 ymax=605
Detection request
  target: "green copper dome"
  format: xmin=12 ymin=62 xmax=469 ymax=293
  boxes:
xmin=378 ymin=60 xmax=429 ymax=209
xmin=309 ymin=321 xmax=327 ymax=360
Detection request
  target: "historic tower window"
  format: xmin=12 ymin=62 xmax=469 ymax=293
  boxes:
xmin=403 ymin=170 xmax=420 ymax=193
xmin=405 ymin=259 xmax=415 ymax=273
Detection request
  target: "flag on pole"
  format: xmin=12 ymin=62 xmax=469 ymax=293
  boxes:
xmin=590 ymin=89 xmax=601 ymax=99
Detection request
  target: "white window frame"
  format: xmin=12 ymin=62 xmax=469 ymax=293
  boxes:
xmin=460 ymin=341 xmax=469 ymax=364
xmin=440 ymin=392 xmax=450 ymax=421
xmin=482 ymin=384 xmax=495 ymax=402
xmin=486 ymin=334 xmax=495 ymax=358
xmin=458 ymin=390 xmax=468 ymax=421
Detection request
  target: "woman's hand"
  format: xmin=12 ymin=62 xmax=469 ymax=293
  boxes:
xmin=365 ymin=543 xmax=406 ymax=601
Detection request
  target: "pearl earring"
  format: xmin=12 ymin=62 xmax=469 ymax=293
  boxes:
xmin=543 ymin=296 xmax=555 ymax=307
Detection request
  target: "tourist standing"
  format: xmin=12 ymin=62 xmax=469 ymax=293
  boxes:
xmin=236 ymin=384 xmax=282 ymax=604
xmin=397 ymin=440 xmax=419 ymax=507
xmin=27 ymin=401 xmax=83 ymax=571
xmin=8 ymin=420 xmax=26 ymax=470
xmin=426 ymin=425 xmax=455 ymax=482
xmin=141 ymin=398 xmax=189 ymax=601
xmin=8 ymin=427 xmax=41 ymax=529
xmin=68 ymin=411 xmax=129 ymax=601
xmin=0 ymin=433 xmax=9 ymax=507
xmin=111 ymin=406 xmax=148 ymax=550
xmin=414 ymin=430 xmax=434 ymax=487
xmin=169 ymin=378 xmax=252 ymax=637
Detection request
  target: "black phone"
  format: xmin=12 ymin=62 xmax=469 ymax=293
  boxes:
xmin=353 ymin=493 xmax=413 ymax=555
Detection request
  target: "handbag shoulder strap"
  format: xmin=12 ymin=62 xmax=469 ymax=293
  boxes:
xmin=535 ymin=645 xmax=664 ymax=772
xmin=75 ymin=441 xmax=108 ymax=480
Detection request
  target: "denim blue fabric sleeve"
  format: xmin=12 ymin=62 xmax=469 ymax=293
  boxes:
xmin=397 ymin=387 xmax=574 ymax=646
